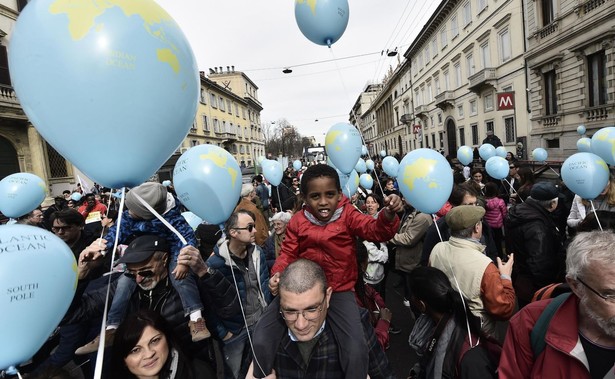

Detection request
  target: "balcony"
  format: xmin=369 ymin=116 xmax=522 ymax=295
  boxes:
xmin=399 ymin=113 xmax=412 ymax=125
xmin=435 ymin=90 xmax=455 ymax=110
xmin=216 ymin=130 xmax=237 ymax=142
xmin=414 ymin=105 xmax=429 ymax=119
xmin=468 ymin=68 xmax=497 ymax=94
xmin=584 ymin=104 xmax=611 ymax=122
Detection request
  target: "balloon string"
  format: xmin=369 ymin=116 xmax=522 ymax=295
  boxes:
xmin=130 ymin=192 xmax=187 ymax=246
xmin=590 ymin=200 xmax=603 ymax=232
xmin=93 ymin=187 xmax=126 ymax=379
xmin=546 ymin=164 xmax=559 ymax=176
xmin=432 ymin=214 xmax=443 ymax=242
xmin=276 ymin=186 xmax=282 ymax=212
xmin=503 ymin=178 xmax=524 ymax=203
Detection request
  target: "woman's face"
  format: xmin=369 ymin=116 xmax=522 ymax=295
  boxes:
xmin=385 ymin=180 xmax=395 ymax=190
xmin=472 ymin=173 xmax=483 ymax=183
xmin=124 ymin=325 xmax=169 ymax=379
xmin=273 ymin=220 xmax=287 ymax=236
xmin=365 ymin=196 xmax=380 ymax=216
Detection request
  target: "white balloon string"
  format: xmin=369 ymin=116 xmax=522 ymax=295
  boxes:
xmin=93 ymin=187 xmax=126 ymax=379
xmin=432 ymin=214 xmax=443 ymax=242
xmin=276 ymin=186 xmax=283 ymax=212
xmin=545 ymin=164 xmax=559 ymax=176
xmin=590 ymin=200 xmax=603 ymax=232
xmin=130 ymin=192 xmax=187 ymax=246
xmin=502 ymin=178 xmax=518 ymax=194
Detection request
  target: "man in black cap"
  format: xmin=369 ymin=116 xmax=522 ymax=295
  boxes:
xmin=505 ymin=181 xmax=566 ymax=308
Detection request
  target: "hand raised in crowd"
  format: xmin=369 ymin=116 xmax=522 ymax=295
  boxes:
xmin=177 ymin=245 xmax=209 ymax=278
xmin=79 ymin=238 xmax=108 ymax=263
xmin=379 ymin=307 xmax=393 ymax=323
xmin=383 ymin=194 xmax=403 ymax=219
xmin=269 ymin=272 xmax=280 ymax=296
xmin=497 ymin=253 xmax=514 ymax=277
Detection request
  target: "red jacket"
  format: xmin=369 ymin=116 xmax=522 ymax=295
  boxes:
xmin=499 ymin=295 xmax=601 ymax=379
xmin=272 ymin=196 xmax=400 ymax=292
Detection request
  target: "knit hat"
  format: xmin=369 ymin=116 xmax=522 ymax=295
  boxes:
xmin=125 ymin=182 xmax=168 ymax=220
xmin=445 ymin=205 xmax=485 ymax=231
xmin=530 ymin=182 xmax=559 ymax=201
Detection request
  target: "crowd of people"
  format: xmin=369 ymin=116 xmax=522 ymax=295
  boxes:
xmin=5 ymin=153 xmax=615 ymax=379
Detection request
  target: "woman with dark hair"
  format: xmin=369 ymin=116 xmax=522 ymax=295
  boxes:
xmin=407 ymin=266 xmax=499 ymax=379
xmin=510 ymin=166 xmax=535 ymax=204
xmin=109 ymin=309 xmax=214 ymax=379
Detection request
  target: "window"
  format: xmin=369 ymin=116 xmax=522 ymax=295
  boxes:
xmin=504 ymin=116 xmax=516 ymax=143
xmin=432 ymin=134 xmax=436 ymax=149
xmin=418 ymin=53 xmax=423 ymax=68
xmin=471 ymin=124 xmax=479 ymax=145
xmin=435 ymin=78 xmax=441 ymax=95
xmin=229 ymin=123 xmax=235 ymax=135
xmin=466 ymin=54 xmax=475 ymax=77
xmin=484 ymin=93 xmax=494 ymax=111
xmin=421 ymin=87 xmax=426 ymax=106
xmin=191 ymin=140 xmax=198 ymax=147
xmin=200 ymin=90 xmax=207 ymax=104
xmin=438 ymin=113 xmax=443 ymax=124
xmin=499 ymin=28 xmax=511 ymax=62
xmin=443 ymin=70 xmax=450 ymax=90
xmin=440 ymin=28 xmax=448 ymax=48
xmin=202 ymin=115 xmax=209 ymax=131
xmin=240 ymin=145 xmax=245 ymax=154
xmin=486 ymin=121 xmax=494 ymax=136
xmin=227 ymin=100 xmax=232 ymax=114
xmin=541 ymin=0 xmax=554 ymax=26
xmin=481 ymin=42 xmax=491 ymax=68
xmin=17 ymin=0 xmax=28 ymax=12
xmin=546 ymin=139 xmax=560 ymax=148
xmin=235 ymin=103 xmax=240 ymax=116
xmin=428 ymin=83 xmax=433 ymax=102
xmin=424 ymin=48 xmax=430 ymax=64
xmin=463 ymin=2 xmax=472 ymax=27
xmin=210 ymin=93 xmax=217 ymax=108
xmin=478 ymin=0 xmax=487 ymax=12
xmin=459 ymin=127 xmax=466 ymax=145
xmin=431 ymin=38 xmax=438 ymax=58
xmin=470 ymin=99 xmax=477 ymax=115
xmin=222 ymin=121 xmax=227 ymax=132
xmin=45 ymin=142 xmax=68 ymax=178
xmin=213 ymin=118 xmax=219 ymax=133
xmin=242 ymin=108 xmax=247 ymax=119
xmin=454 ymin=63 xmax=462 ymax=88
xmin=544 ymin=70 xmax=557 ymax=115
xmin=430 ymin=116 xmax=435 ymax=128
xmin=219 ymin=97 xmax=225 ymax=111
xmin=451 ymin=15 xmax=459 ymax=37
xmin=588 ymin=51 xmax=607 ymax=107
xmin=458 ymin=104 xmax=464 ymax=118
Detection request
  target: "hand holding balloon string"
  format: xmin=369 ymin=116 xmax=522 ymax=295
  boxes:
xmin=383 ymin=194 xmax=403 ymax=220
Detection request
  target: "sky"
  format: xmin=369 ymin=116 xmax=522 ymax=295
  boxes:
xmin=156 ymin=0 xmax=441 ymax=146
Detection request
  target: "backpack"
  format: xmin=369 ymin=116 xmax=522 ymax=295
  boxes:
xmin=530 ymin=292 xmax=571 ymax=357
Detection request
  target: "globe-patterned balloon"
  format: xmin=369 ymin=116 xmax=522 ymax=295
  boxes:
xmin=495 ymin=146 xmax=508 ymax=158
xmin=577 ymin=125 xmax=586 ymax=135
xmin=457 ymin=146 xmax=473 ymax=166
xmin=591 ymin=127 xmax=615 ymax=165
xmin=532 ymin=148 xmax=548 ymax=162
xmin=325 ymin=123 xmax=362 ymax=174
xmin=561 ymin=152 xmax=609 ymax=200
xmin=577 ymin=138 xmax=592 ymax=153
xmin=398 ymin=149 xmax=453 ymax=214
xmin=359 ymin=173 xmax=373 ymax=190
xmin=173 ymin=145 xmax=241 ymax=225
xmin=0 ymin=173 xmax=47 ymax=218
xmin=9 ymin=0 xmax=199 ymax=188
xmin=338 ymin=169 xmax=359 ymax=198
xmin=295 ymin=0 xmax=349 ymax=47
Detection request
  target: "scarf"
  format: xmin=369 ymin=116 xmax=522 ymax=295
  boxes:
xmin=274 ymin=232 xmax=285 ymax=258
xmin=163 ymin=348 xmax=180 ymax=379
xmin=303 ymin=206 xmax=344 ymax=226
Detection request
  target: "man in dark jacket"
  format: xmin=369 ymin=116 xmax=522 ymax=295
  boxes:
xmin=482 ymin=130 xmax=503 ymax=147
xmin=505 ymin=182 xmax=566 ymax=308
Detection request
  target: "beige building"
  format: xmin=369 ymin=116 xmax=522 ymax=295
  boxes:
xmin=525 ymin=0 xmax=615 ymax=158
xmin=350 ymin=83 xmax=382 ymax=157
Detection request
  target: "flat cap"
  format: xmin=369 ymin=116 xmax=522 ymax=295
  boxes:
xmin=445 ymin=205 xmax=485 ymax=231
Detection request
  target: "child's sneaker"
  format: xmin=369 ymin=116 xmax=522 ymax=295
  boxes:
xmin=75 ymin=329 xmax=116 ymax=355
xmin=189 ymin=318 xmax=211 ymax=341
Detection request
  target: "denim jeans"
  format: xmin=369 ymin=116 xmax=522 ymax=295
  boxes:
xmin=222 ymin=326 xmax=252 ymax=379
xmin=107 ymin=274 xmax=135 ymax=326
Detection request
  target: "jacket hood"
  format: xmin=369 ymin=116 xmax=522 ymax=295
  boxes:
xmin=506 ymin=198 xmax=552 ymax=228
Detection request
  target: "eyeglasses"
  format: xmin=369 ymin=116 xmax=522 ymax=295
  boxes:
xmin=280 ymin=297 xmax=326 ymax=321
xmin=125 ymin=260 xmax=161 ymax=280
xmin=577 ymin=277 xmax=615 ymax=303
xmin=233 ymin=224 xmax=255 ymax=232
xmin=51 ymin=225 xmax=76 ymax=233
xmin=509 ymin=166 xmax=516 ymax=169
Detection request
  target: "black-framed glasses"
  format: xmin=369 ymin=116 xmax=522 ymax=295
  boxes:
xmin=509 ymin=166 xmax=516 ymax=169
xmin=577 ymin=277 xmax=615 ymax=303
xmin=124 ymin=260 xmax=161 ymax=280
xmin=233 ymin=224 xmax=254 ymax=232
xmin=280 ymin=297 xmax=326 ymax=321
xmin=51 ymin=225 xmax=76 ymax=233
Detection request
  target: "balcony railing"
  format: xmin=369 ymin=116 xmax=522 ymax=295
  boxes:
xmin=584 ymin=104 xmax=610 ymax=121
xmin=435 ymin=90 xmax=455 ymax=110
xmin=540 ymin=114 xmax=560 ymax=127
xmin=414 ymin=105 xmax=429 ymax=118
xmin=468 ymin=68 xmax=497 ymax=94
xmin=0 ymin=84 xmax=20 ymax=106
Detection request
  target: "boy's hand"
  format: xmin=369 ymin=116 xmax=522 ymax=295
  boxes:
xmin=79 ymin=238 xmax=108 ymax=262
xmin=383 ymin=194 xmax=403 ymax=219
xmin=269 ymin=272 xmax=280 ymax=296
xmin=173 ymin=263 xmax=189 ymax=280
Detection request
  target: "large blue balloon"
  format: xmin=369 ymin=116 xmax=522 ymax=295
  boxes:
xmin=70 ymin=192 xmax=82 ymax=202
xmin=295 ymin=0 xmax=349 ymax=47
xmin=173 ymin=145 xmax=242 ymax=225
xmin=495 ymin=146 xmax=508 ymax=158
xmin=0 ymin=173 xmax=47 ymax=218
xmin=561 ymin=153 xmax=610 ymax=200
xmin=355 ymin=158 xmax=367 ymax=174
xmin=361 ymin=145 xmax=368 ymax=156
xmin=359 ymin=173 xmax=373 ymax=190
xmin=9 ymin=0 xmax=199 ymax=188
xmin=382 ymin=156 xmax=400 ymax=178
xmin=397 ymin=149 xmax=453 ymax=214
xmin=457 ymin=146 xmax=473 ymax=166
xmin=325 ymin=123 xmax=362 ymax=174
xmin=479 ymin=144 xmax=496 ymax=160
xmin=591 ymin=127 xmax=615 ymax=165
xmin=262 ymin=160 xmax=283 ymax=186
xmin=532 ymin=148 xmax=548 ymax=162
xmin=577 ymin=137 xmax=592 ymax=152
xmin=0 ymin=225 xmax=77 ymax=371
xmin=338 ymin=169 xmax=359 ymax=198
xmin=485 ymin=156 xmax=509 ymax=180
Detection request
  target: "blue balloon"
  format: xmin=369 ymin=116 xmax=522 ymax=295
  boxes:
xmin=495 ymin=146 xmax=508 ymax=158
xmin=532 ymin=148 xmax=548 ymax=162
xmin=380 ymin=150 xmax=387 ymax=158
xmin=361 ymin=145 xmax=368 ymax=156
xmin=359 ymin=174 xmax=373 ymax=190
xmin=0 ymin=225 xmax=77 ymax=371
xmin=457 ymin=146 xmax=473 ymax=166
xmin=162 ymin=180 xmax=172 ymax=187
xmin=577 ymin=125 xmax=586 ymax=135
xmin=173 ymin=144 xmax=242 ymax=225
xmin=398 ymin=149 xmax=453 ymax=214
xmin=485 ymin=156 xmax=509 ymax=180
xmin=181 ymin=211 xmax=203 ymax=230
xmin=577 ymin=137 xmax=592 ymax=152
xmin=561 ymin=153 xmax=610 ymax=200
xmin=0 ymin=173 xmax=47 ymax=218
xmin=365 ymin=159 xmax=375 ymax=171
xmin=9 ymin=0 xmax=199 ymax=188
xmin=337 ymin=169 xmax=359 ymax=197
xmin=591 ymin=127 xmax=615 ymax=165
xmin=479 ymin=144 xmax=496 ymax=160
xmin=325 ymin=123 xmax=362 ymax=174
xmin=355 ymin=158 xmax=367 ymax=174
xmin=262 ymin=160 xmax=283 ymax=186
xmin=70 ymin=192 xmax=82 ymax=202
xmin=382 ymin=156 xmax=400 ymax=178
xmin=292 ymin=160 xmax=302 ymax=171
xmin=295 ymin=0 xmax=349 ymax=47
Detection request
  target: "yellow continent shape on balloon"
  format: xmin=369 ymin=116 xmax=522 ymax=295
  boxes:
xmin=325 ymin=130 xmax=342 ymax=148
xmin=49 ymin=0 xmax=181 ymax=73
xmin=596 ymin=159 xmax=609 ymax=172
xmin=199 ymin=152 xmax=238 ymax=187
xmin=402 ymin=158 xmax=438 ymax=191
xmin=296 ymin=0 xmax=318 ymax=15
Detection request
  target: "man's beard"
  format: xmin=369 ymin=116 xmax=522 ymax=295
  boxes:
xmin=137 ymin=278 xmax=160 ymax=291
xmin=581 ymin=295 xmax=615 ymax=338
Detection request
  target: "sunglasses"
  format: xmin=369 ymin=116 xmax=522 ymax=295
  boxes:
xmin=124 ymin=269 xmax=156 ymax=279
xmin=233 ymin=224 xmax=255 ymax=232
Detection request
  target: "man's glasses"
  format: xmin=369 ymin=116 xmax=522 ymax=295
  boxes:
xmin=577 ymin=277 xmax=615 ymax=303
xmin=233 ymin=224 xmax=255 ymax=232
xmin=125 ymin=260 xmax=161 ymax=280
xmin=51 ymin=225 xmax=76 ymax=233
xmin=280 ymin=297 xmax=326 ymax=321
xmin=509 ymin=166 xmax=516 ymax=169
